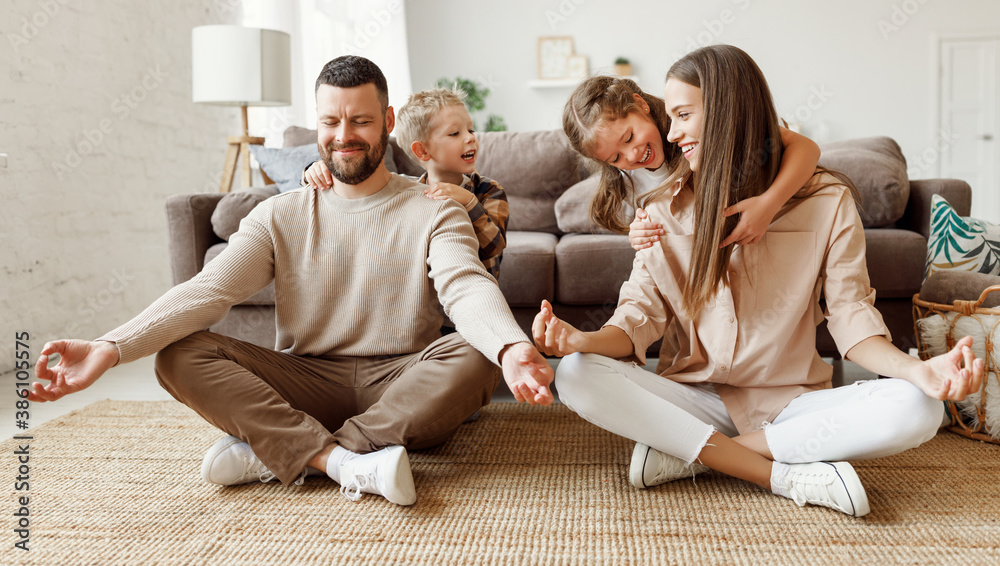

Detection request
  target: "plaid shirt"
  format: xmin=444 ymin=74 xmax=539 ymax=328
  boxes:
xmin=418 ymin=172 xmax=509 ymax=281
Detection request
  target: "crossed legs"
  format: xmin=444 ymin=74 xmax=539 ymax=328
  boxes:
xmin=154 ymin=331 xmax=500 ymax=485
xmin=555 ymin=353 xmax=944 ymax=515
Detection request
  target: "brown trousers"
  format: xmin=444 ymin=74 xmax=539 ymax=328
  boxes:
xmin=154 ymin=331 xmax=501 ymax=484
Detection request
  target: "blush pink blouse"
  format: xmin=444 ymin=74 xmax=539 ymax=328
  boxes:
xmin=605 ymin=172 xmax=890 ymax=434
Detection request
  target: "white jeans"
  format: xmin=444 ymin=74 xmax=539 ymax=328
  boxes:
xmin=555 ymin=353 xmax=944 ymax=465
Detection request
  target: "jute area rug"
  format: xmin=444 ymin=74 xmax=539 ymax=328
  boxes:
xmin=2 ymin=400 xmax=999 ymax=565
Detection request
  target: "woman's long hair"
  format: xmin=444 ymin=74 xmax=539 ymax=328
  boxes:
xmin=658 ymin=45 xmax=858 ymax=317
xmin=666 ymin=45 xmax=784 ymax=316
xmin=562 ymin=76 xmax=683 ymax=233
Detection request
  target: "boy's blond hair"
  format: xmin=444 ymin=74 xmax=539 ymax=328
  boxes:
xmin=395 ymin=88 xmax=468 ymax=163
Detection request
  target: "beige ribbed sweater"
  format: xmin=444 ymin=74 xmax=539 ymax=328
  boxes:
xmin=100 ymin=174 xmax=528 ymax=365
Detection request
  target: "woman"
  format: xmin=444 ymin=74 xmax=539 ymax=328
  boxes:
xmin=535 ymin=45 xmax=984 ymax=517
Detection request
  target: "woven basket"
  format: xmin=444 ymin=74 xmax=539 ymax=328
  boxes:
xmin=913 ymin=285 xmax=1000 ymax=444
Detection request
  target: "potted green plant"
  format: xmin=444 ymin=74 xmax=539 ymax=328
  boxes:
xmin=614 ymin=57 xmax=632 ymax=77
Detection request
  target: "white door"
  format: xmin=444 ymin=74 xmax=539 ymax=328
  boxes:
xmin=939 ymin=37 xmax=999 ymax=223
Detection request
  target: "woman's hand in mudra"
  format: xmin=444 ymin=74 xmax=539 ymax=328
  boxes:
xmin=915 ymin=335 xmax=985 ymax=402
xmin=532 ymin=299 xmax=587 ymax=357
xmin=848 ymin=335 xmax=986 ymax=402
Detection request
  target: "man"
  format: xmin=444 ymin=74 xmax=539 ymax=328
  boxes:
xmin=30 ymin=56 xmax=553 ymax=506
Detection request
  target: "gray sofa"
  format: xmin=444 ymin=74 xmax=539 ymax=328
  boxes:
xmin=166 ymin=128 xmax=972 ymax=359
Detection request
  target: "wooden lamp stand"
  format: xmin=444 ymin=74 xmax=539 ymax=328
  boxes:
xmin=219 ymin=105 xmax=273 ymax=193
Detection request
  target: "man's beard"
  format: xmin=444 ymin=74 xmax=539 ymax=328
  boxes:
xmin=319 ymin=123 xmax=389 ymax=185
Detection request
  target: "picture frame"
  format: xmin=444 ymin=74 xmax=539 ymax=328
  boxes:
xmin=567 ymin=54 xmax=589 ymax=79
xmin=537 ymin=36 xmax=574 ymax=80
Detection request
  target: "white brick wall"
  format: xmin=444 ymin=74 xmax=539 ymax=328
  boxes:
xmin=1 ymin=0 xmax=243 ymax=372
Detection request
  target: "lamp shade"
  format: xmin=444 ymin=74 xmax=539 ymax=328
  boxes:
xmin=192 ymin=25 xmax=291 ymax=106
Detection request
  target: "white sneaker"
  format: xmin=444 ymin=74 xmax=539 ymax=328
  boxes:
xmin=201 ymin=435 xmax=275 ymax=485
xmin=629 ymin=443 xmax=709 ymax=488
xmin=339 ymin=446 xmax=416 ymax=506
xmin=774 ymin=461 xmax=870 ymax=517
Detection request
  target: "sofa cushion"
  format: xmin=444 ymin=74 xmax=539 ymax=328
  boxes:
xmin=925 ymin=194 xmax=1000 ymax=282
xmin=476 ymin=130 xmax=581 ymax=235
xmin=204 ymin=243 xmax=276 ymax=305
xmin=818 ymin=136 xmax=909 ymax=228
xmin=863 ymin=229 xmax=927 ymax=298
xmin=555 ymin=234 xmax=634 ymax=305
xmin=499 ymin=231 xmax=557 ymax=307
xmin=283 ymin=125 xmax=318 ymax=148
xmin=919 ymin=271 xmax=1000 ymax=308
xmin=250 ymin=144 xmax=321 ymax=193
xmin=554 ymin=175 xmax=618 ymax=234
xmin=210 ymin=186 xmax=280 ymax=241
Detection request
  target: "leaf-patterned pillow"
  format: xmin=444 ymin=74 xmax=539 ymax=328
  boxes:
xmin=925 ymin=194 xmax=1000 ymax=282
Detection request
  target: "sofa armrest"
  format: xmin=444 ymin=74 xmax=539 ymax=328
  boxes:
xmin=165 ymin=193 xmax=226 ymax=285
xmin=897 ymin=178 xmax=972 ymax=239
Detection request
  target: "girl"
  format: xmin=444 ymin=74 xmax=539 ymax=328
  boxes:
xmin=534 ymin=45 xmax=984 ymax=517
xmin=562 ymin=75 xmax=820 ymax=250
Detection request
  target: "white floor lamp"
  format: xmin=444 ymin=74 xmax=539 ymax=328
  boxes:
xmin=192 ymin=25 xmax=291 ymax=193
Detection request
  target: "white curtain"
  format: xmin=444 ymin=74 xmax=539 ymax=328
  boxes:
xmin=242 ymin=0 xmax=413 ymax=147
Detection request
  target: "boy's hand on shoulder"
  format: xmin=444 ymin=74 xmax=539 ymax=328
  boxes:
xmin=424 ymin=182 xmax=475 ymax=206
xmin=304 ymin=160 xmax=333 ymax=190
xmin=721 ymin=194 xmax=779 ymax=248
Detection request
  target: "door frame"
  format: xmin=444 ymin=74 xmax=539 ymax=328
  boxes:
xmin=931 ymin=31 xmax=1000 ymax=179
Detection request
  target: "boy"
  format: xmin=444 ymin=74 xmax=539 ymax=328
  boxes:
xmin=304 ymin=88 xmax=508 ymax=280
